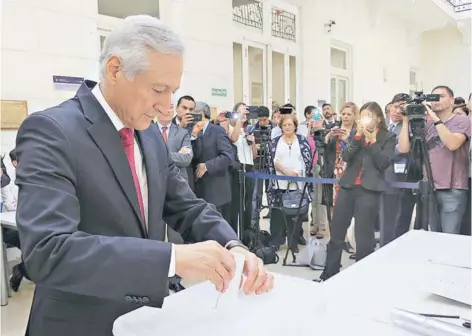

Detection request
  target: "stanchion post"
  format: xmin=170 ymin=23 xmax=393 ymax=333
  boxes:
xmin=238 ymin=167 xmax=245 ymax=241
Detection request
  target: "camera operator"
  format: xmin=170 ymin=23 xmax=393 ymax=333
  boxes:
xmin=247 ymin=106 xmax=273 ymax=221
xmin=381 ymin=94 xmax=418 ymax=245
xmin=227 ymin=103 xmax=257 ymax=234
xmin=398 ymin=86 xmax=471 ymax=234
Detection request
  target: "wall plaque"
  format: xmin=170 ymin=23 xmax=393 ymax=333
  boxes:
xmin=1 ymin=100 xmax=28 ymax=129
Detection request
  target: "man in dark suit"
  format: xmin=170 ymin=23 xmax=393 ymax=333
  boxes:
xmin=381 ymin=93 xmax=417 ymax=246
xmin=15 ymin=15 xmax=273 ymax=336
xmin=172 ymin=95 xmax=197 ymax=191
xmin=156 ymin=105 xmax=192 ymax=292
xmin=190 ymin=102 xmax=233 ymax=220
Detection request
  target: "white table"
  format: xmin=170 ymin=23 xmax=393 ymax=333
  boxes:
xmin=1 ymin=211 xmax=17 ymax=306
xmin=320 ymin=230 xmax=471 ymax=328
xmin=113 ymin=230 xmax=471 ymax=336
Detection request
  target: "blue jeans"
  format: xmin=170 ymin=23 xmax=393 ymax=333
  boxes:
xmin=434 ymin=189 xmax=468 ymax=234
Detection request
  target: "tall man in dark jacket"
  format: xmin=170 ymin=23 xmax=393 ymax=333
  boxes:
xmin=380 ymin=93 xmax=417 ymax=246
xmin=190 ymin=102 xmax=233 ymax=220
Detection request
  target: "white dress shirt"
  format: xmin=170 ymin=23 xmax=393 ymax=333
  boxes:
xmin=91 ymin=85 xmax=176 ymax=277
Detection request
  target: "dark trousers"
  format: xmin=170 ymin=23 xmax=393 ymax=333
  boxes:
xmin=380 ymin=190 xmax=416 ymax=246
xmin=321 ymin=186 xmax=380 ymax=280
xmin=229 ymin=165 xmax=255 ymax=235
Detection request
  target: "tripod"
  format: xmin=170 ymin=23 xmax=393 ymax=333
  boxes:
xmin=393 ymin=121 xmax=439 ymax=232
xmin=252 ymin=138 xmax=272 ymax=233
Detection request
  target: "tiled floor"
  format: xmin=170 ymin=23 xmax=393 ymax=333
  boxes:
xmin=1 ymin=217 xmax=356 ymax=336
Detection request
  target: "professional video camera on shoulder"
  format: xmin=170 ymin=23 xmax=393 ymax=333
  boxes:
xmin=402 ymin=91 xmax=440 ymax=135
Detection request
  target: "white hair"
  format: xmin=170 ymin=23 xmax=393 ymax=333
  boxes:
xmin=99 ymin=15 xmax=184 ymax=80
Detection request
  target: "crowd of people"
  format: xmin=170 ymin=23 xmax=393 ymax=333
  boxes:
xmin=0 ymin=14 xmax=470 ymax=336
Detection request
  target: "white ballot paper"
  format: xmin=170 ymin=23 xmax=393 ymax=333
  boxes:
xmin=214 ymin=252 xmax=245 ymax=309
xmin=422 ymin=261 xmax=471 ymax=306
xmin=113 ymin=273 xmax=402 ymax=336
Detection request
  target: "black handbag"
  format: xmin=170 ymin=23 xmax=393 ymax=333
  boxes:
xmin=281 ymin=182 xmax=309 ymax=216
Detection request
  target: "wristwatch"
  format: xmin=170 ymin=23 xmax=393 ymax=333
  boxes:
xmin=434 ymin=120 xmax=443 ymax=126
xmin=225 ymin=240 xmax=249 ymax=251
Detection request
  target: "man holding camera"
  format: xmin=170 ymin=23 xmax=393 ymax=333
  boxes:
xmin=191 ymin=102 xmax=233 ymax=221
xmin=398 ymin=86 xmax=471 ymax=234
xmin=381 ymin=94 xmax=417 ymax=245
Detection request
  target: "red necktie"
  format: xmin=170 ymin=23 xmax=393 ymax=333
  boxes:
xmin=119 ymin=128 xmax=146 ymax=229
xmin=162 ymin=126 xmax=168 ymax=143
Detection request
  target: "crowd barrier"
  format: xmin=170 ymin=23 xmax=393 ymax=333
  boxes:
xmin=244 ymin=172 xmax=420 ymax=190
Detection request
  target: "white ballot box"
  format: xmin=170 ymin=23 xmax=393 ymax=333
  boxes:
xmin=113 ymin=274 xmax=412 ymax=336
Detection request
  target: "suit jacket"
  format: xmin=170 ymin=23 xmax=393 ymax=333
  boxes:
xmin=339 ymin=128 xmax=396 ymax=192
xmin=192 ymin=123 xmax=233 ymax=207
xmin=161 ymin=123 xmax=193 ymax=181
xmin=15 ymin=81 xmax=238 ymax=336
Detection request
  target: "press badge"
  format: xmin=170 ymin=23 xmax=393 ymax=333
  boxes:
xmin=394 ymin=163 xmax=406 ymax=174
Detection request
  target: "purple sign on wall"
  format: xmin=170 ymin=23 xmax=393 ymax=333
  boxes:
xmin=53 ymin=75 xmax=84 ymax=85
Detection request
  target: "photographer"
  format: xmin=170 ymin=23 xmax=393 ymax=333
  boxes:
xmin=381 ymin=94 xmax=418 ymax=245
xmin=247 ymin=106 xmax=273 ymax=221
xmin=398 ymin=86 xmax=471 ymax=234
xmin=317 ymin=102 xmax=395 ymax=281
xmin=227 ymin=103 xmax=257 ymax=234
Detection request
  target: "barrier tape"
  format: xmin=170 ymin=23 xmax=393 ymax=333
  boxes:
xmin=244 ymin=172 xmax=420 ymax=190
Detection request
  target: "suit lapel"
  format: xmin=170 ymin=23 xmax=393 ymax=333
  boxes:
xmin=79 ymin=81 xmax=146 ymax=236
xmin=136 ymin=129 xmax=162 ymax=239
xmin=168 ymin=124 xmax=178 ymax=142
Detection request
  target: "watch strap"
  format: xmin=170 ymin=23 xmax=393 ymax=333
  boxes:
xmin=434 ymin=120 xmax=443 ymax=126
xmin=224 ymin=240 xmax=248 ymax=251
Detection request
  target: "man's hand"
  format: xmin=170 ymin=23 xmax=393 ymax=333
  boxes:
xmin=247 ymin=135 xmax=255 ymax=143
xmin=174 ymin=241 xmax=236 ymax=293
xmin=195 ymin=163 xmax=207 ymax=179
xmin=230 ymin=247 xmax=274 ymax=295
xmin=179 ymin=147 xmax=191 ymax=154
xmin=423 ymin=102 xmax=440 ymax=122
xmin=191 ymin=121 xmax=205 ymax=137
xmin=179 ymin=114 xmax=194 ymax=128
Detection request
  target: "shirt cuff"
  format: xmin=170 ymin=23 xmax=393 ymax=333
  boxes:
xmin=168 ymin=243 xmax=176 ymax=277
xmin=190 ymin=135 xmax=197 ymax=141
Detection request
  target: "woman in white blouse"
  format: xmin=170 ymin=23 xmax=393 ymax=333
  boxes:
xmin=267 ymin=114 xmax=315 ymax=252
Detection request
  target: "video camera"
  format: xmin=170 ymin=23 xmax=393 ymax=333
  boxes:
xmin=402 ymin=91 xmax=440 ymax=136
xmin=402 ymin=91 xmax=440 ymax=119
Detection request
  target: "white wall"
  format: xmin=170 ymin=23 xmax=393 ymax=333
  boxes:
xmin=1 ymin=0 xmax=100 ymax=154
xmin=419 ymin=25 xmax=471 ymax=98
xmin=299 ymin=0 xmax=412 ymax=115
xmin=160 ymin=0 xmax=235 ymax=110
xmin=272 ymin=52 xmax=285 ymax=106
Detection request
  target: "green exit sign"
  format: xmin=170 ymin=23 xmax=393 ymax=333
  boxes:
xmin=211 ymin=88 xmax=227 ymax=97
